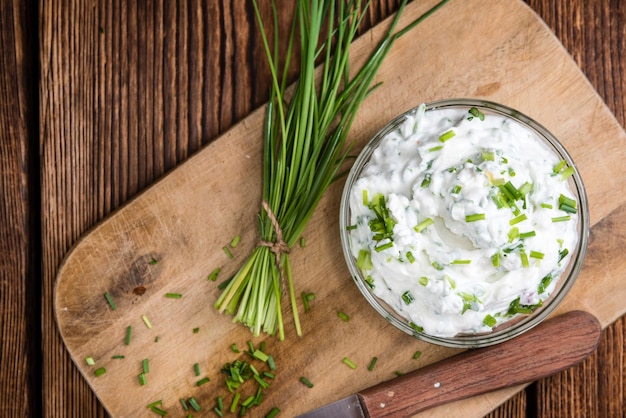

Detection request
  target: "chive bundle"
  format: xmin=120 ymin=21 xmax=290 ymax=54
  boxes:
xmin=214 ymin=0 xmax=449 ymax=340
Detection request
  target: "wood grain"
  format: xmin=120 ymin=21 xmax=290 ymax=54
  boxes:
xmin=14 ymin=1 xmax=621 ymax=418
xmin=47 ymin=0 xmax=626 ymax=417
xmin=0 ymin=0 xmax=39 ymax=416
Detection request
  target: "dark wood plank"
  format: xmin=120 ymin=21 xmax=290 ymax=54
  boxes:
xmin=0 ymin=0 xmax=39 ymax=416
xmin=37 ymin=0 xmax=624 ymax=417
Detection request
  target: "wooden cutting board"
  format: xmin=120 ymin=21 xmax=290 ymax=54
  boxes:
xmin=54 ymin=0 xmax=626 ymax=417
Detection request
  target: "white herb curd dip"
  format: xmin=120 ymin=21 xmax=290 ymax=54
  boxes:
xmin=347 ymin=103 xmax=580 ymax=338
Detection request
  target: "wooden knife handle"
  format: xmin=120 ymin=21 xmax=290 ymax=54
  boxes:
xmin=358 ymin=310 xmax=601 ymax=418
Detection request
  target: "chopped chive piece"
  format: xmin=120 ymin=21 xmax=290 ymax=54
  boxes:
xmin=142 ymin=358 xmax=150 ymax=374
xmin=428 ymin=145 xmax=443 ymax=152
xmin=541 ymin=202 xmax=553 ymax=209
xmin=112 ymin=355 xmax=125 ymax=359
xmin=147 ymin=400 xmax=163 ymax=408
xmin=558 ymin=248 xmax=569 ymax=262
xmin=401 ymin=291 xmax=414 ymax=305
xmin=538 ymin=274 xmax=553 ymax=293
xmin=362 ymin=189 xmax=368 ymax=206
xmin=125 ymin=325 xmax=132 ymax=345
xmin=465 ymin=213 xmax=485 ymax=222
xmin=412 ymin=351 xmax=422 ymax=360
xmin=491 ymin=252 xmax=500 ymax=267
xmin=242 ymin=396 xmax=256 ymax=408
xmin=519 ymin=230 xmax=536 ymax=239
xmin=520 ymin=250 xmax=529 ymax=268
xmin=142 ymin=315 xmax=153 ymax=329
xmin=419 ymin=276 xmax=428 ymax=286
xmin=368 ymin=357 xmax=378 ymax=371
xmin=223 ymin=245 xmax=233 ymax=259
xmin=85 ymin=356 xmax=95 ymax=366
xmin=188 ymin=397 xmax=201 ymax=412
xmin=180 ymin=398 xmax=189 ymax=411
xmin=208 ymin=267 xmax=221 ymax=281
xmin=451 ymin=184 xmax=462 ymax=194
xmin=346 ymin=224 xmax=357 ymax=231
xmin=451 ymin=259 xmax=471 ymax=264
xmin=374 ymin=241 xmax=394 ymax=252
xmin=165 ymin=292 xmax=182 ymax=299
xmin=150 ymin=406 xmax=167 ymax=416
xmin=299 ymin=376 xmax=314 ymax=388
xmin=194 ymin=362 xmax=200 ymax=376
xmin=94 ymin=367 xmax=106 ymax=377
xmin=468 ymin=107 xmax=485 ymax=121
xmin=337 ymin=311 xmax=350 ymax=322
xmin=439 ymin=129 xmax=456 ymax=142
xmin=138 ymin=373 xmax=147 ymax=386
xmin=414 ymin=217 xmax=434 ymax=233
xmin=230 ymin=343 xmax=240 ymax=353
xmin=254 ymin=374 xmax=270 ymax=388
xmin=406 ymin=251 xmax=415 ymax=263
xmin=249 ymin=364 xmax=260 ymax=376
xmin=508 ymin=227 xmax=519 ymax=242
xmin=409 ymin=322 xmax=424 ymax=332
xmin=561 ymin=166 xmax=575 ymax=180
xmin=196 ymin=377 xmax=210 ymax=386
xmin=266 ymin=407 xmax=281 ymax=418
xmin=481 ymin=150 xmax=495 ymax=161
xmin=230 ymin=234 xmax=241 ymax=248
xmin=193 ymin=327 xmax=200 ymax=334
xmin=217 ymin=396 xmax=223 ymax=411
xmin=263 ymin=371 xmax=275 ymax=379
xmin=214 ymin=407 xmax=224 ymax=417
xmin=230 ymin=393 xmax=241 ymax=413
xmin=509 ymin=213 xmax=527 ymax=225
xmin=431 ymin=261 xmax=444 ymax=271
xmin=253 ymin=350 xmax=269 ymax=362
xmin=553 ymin=159 xmax=568 ymax=173
xmin=104 ymin=292 xmax=117 ymax=310
xmin=154 ymin=336 xmax=159 ymax=343
xmin=267 ymin=355 xmax=276 ymax=371
xmin=301 ymin=292 xmax=311 ymax=312
xmin=356 ymin=249 xmax=372 ymax=271
xmin=530 ymin=250 xmax=545 ymax=259
xmin=342 ymin=357 xmax=357 ymax=369
xmin=395 ymin=371 xmax=404 ymax=376
xmin=149 ymin=258 xmax=158 ymax=265
xmin=447 ymin=276 xmax=457 ymax=290
xmin=483 ymin=314 xmax=497 ymax=328
xmin=518 ymin=182 xmax=532 ymax=196
xmin=558 ymin=194 xmax=577 ymax=213
xmin=552 ymin=215 xmax=571 ymax=222
xmin=299 ymin=236 xmax=306 ymax=248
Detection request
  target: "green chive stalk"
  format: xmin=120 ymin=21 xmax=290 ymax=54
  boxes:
xmin=214 ymin=0 xmax=448 ymax=340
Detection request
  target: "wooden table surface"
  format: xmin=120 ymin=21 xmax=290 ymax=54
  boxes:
xmin=1 ymin=0 xmax=624 ymax=417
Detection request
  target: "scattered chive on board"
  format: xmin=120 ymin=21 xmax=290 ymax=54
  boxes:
xmin=300 ymin=376 xmax=314 ymax=388
xmin=342 ymin=357 xmax=357 ymax=369
xmin=141 ymin=314 xmax=153 ymax=329
xmin=337 ymin=311 xmax=350 ymax=322
xmin=104 ymin=292 xmax=117 ymax=310
xmin=207 ymin=267 xmax=221 ymax=281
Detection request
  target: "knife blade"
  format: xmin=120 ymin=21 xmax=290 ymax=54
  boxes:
xmin=298 ymin=310 xmax=600 ymax=418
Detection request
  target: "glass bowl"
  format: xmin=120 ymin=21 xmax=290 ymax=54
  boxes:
xmin=339 ymin=98 xmax=589 ymax=348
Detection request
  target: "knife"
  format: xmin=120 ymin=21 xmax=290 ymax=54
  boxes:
xmin=298 ymin=310 xmax=601 ymax=418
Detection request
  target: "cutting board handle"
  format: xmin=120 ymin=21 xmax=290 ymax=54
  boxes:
xmin=358 ymin=310 xmax=601 ymax=417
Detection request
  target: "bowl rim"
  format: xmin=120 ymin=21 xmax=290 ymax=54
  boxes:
xmin=339 ymin=98 xmax=590 ymax=348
